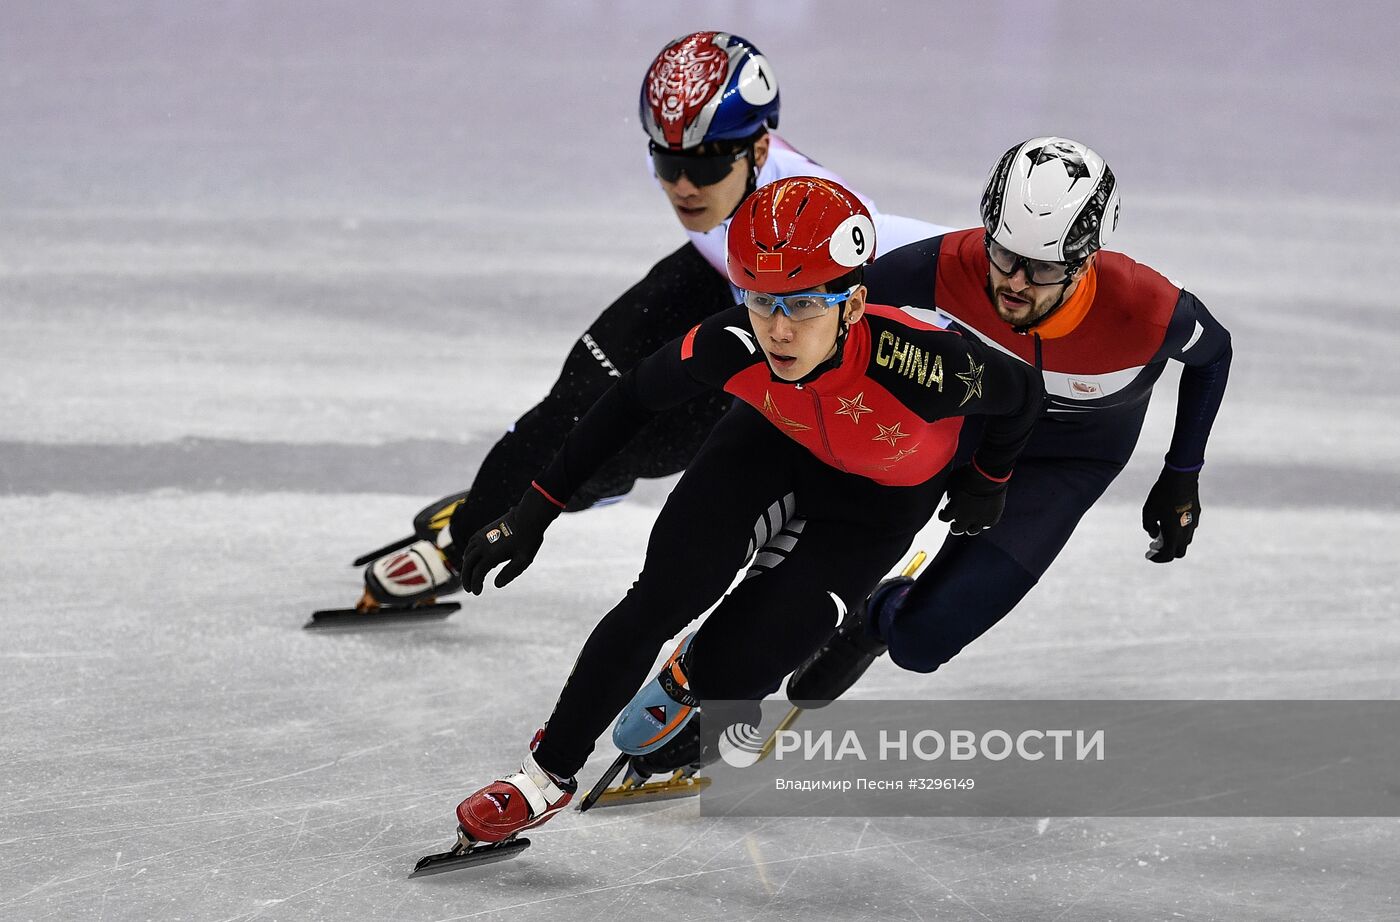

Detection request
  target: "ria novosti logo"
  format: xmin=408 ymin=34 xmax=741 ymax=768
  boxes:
xmin=717 ymin=723 xmax=765 ymax=768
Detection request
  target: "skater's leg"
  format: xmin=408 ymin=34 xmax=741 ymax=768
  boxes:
xmin=687 ymin=476 xmax=943 ymax=703
xmin=882 ymin=456 xmax=1124 ymax=672
xmin=531 ymin=406 xmax=802 ymax=778
xmin=880 ymin=538 xmax=1037 ymax=671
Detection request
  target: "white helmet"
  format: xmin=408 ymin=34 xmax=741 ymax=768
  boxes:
xmin=980 ymin=137 xmax=1120 ymax=265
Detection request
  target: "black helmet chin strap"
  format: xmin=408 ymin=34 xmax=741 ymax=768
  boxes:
xmin=778 ymin=304 xmax=852 ymax=384
xmin=1008 ymin=280 xmax=1073 ymax=335
xmin=1000 ymin=258 xmax=1087 ymax=335
xmin=725 ymin=143 xmax=761 ymax=223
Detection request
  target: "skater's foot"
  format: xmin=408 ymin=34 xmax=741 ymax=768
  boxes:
xmin=457 ymin=750 xmax=576 ymax=843
xmin=365 ymin=538 xmax=462 ymax=605
xmin=612 ymin=634 xmax=699 ymax=755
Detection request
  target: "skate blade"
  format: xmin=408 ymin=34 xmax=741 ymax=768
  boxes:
xmin=303 ymin=601 xmax=461 ymax=630
xmin=576 ymin=752 xmax=631 ymax=813
xmin=585 ymin=772 xmax=710 ymax=809
xmin=758 ymin=706 xmax=805 ymax=762
xmin=409 ymin=836 xmax=530 ymax=877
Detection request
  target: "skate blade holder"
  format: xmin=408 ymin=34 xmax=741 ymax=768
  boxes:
xmin=410 ymin=832 xmax=531 ymax=877
xmin=583 ymin=769 xmax=711 ymax=810
xmin=304 ymin=592 xmax=461 ymax=630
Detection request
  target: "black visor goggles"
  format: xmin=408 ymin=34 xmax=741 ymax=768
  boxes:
xmin=984 ymin=234 xmax=1081 ymax=286
xmin=649 ymin=142 xmax=748 ymax=187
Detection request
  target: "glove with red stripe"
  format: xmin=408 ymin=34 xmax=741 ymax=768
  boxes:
xmin=457 ymin=485 xmax=563 ymax=594
xmin=938 ymin=463 xmax=1010 ymax=536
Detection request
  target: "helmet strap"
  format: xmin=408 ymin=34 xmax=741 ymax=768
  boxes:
xmin=726 ymin=144 xmax=760 ymax=222
xmin=1008 ymin=281 xmax=1071 ymax=334
xmin=998 ymin=259 xmax=1084 ymax=334
xmin=780 ymin=304 xmax=852 ymax=384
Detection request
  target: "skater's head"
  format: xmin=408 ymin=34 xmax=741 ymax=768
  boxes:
xmin=727 ymin=177 xmax=875 ymax=381
xmin=641 ymin=31 xmax=779 ymax=232
xmin=980 ymin=136 xmax=1119 ymax=331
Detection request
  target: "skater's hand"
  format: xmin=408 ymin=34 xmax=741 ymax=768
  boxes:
xmin=457 ymin=487 xmax=562 ymax=593
xmin=938 ymin=463 xmax=1008 ymax=536
xmin=1141 ymin=466 xmax=1200 ymax=563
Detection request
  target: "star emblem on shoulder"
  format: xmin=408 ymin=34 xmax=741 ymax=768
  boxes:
xmin=873 ymin=421 xmax=910 ymax=447
xmin=956 ymin=354 xmax=985 ymax=407
xmin=835 ymin=391 xmax=873 ymax=425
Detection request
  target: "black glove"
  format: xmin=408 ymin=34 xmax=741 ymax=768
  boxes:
xmin=1141 ymin=466 xmax=1201 ymax=563
xmin=457 ymin=487 xmax=562 ymax=594
xmin=938 ymin=464 xmax=1009 ymax=536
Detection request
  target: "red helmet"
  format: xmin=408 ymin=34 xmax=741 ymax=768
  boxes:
xmin=726 ymin=176 xmax=876 ymax=293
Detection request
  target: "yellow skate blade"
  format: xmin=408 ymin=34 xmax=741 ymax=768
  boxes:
xmin=585 ymin=774 xmax=711 ymax=809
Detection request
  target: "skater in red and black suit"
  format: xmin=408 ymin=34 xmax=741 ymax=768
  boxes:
xmin=433 ymin=177 xmax=1044 ymax=851
xmin=788 ymin=136 xmax=1234 ymax=705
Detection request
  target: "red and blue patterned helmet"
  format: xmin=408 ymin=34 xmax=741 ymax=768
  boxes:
xmin=640 ymin=31 xmax=781 ymax=151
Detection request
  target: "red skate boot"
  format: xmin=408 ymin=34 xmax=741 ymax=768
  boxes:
xmin=411 ymin=733 xmax=576 ymax=877
xmin=456 ymin=749 xmax=576 ymax=842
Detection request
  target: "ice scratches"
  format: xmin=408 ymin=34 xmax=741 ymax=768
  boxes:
xmin=224 ymin=740 xmax=399 ymax=792
xmin=422 ymin=821 xmax=1030 ymax=922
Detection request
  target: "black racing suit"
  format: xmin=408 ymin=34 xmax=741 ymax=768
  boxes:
xmin=450 ymin=243 xmax=734 ymax=530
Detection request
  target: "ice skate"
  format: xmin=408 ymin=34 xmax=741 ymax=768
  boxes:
xmin=308 ymin=533 xmax=463 ymax=629
xmin=411 ymin=743 xmax=575 ymax=876
xmin=579 ymin=719 xmax=711 ymax=811
xmin=351 ymin=489 xmax=471 ymax=566
xmin=575 ymin=635 xmax=702 ymax=811
xmin=611 ymin=633 xmax=699 ymax=755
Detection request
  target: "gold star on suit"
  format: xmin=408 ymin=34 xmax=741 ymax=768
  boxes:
xmin=873 ymin=421 xmax=910 ymax=447
xmin=835 ymin=392 xmax=872 ymax=425
xmin=762 ymin=391 xmax=811 ymax=431
xmin=957 ymin=354 xmax=985 ymax=407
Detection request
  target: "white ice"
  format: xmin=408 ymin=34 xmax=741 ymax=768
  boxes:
xmin=2 ymin=3 xmax=1398 ymax=920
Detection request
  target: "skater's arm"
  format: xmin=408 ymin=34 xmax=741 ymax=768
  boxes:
xmin=451 ymin=243 xmax=733 ymax=536
xmin=453 ymin=366 xmax=701 ymax=594
xmin=876 ymin=321 xmax=1044 ymax=480
xmin=455 ymin=307 xmax=759 ymax=592
xmin=1158 ymin=291 xmax=1233 ymax=472
xmin=962 ymin=343 xmax=1044 ymax=480
xmin=1140 ymin=290 xmax=1232 ymax=563
xmin=529 ymin=307 xmax=754 ymax=506
xmin=929 ymin=339 xmax=1042 ymax=535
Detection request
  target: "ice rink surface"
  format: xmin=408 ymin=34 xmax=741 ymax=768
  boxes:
xmin=3 ymin=2 xmax=1399 ymax=919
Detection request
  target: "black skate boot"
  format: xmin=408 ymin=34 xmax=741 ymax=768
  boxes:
xmin=628 ymin=718 xmax=705 ymax=780
xmin=785 ymin=576 xmax=913 ymax=708
xmin=580 ymin=720 xmax=711 ymax=811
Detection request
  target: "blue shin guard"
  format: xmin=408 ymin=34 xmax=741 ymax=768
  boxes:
xmin=612 ymin=633 xmax=699 ymax=756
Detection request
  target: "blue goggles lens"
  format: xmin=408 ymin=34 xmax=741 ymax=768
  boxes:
xmin=743 ymin=285 xmax=856 ymax=322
